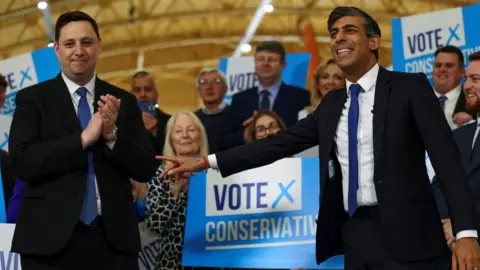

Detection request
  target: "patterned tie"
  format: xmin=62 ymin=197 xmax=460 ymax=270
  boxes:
xmin=348 ymin=83 xmax=361 ymax=216
xmin=260 ymin=90 xmax=270 ymax=110
xmin=438 ymin=95 xmax=447 ymax=111
xmin=76 ymin=87 xmax=98 ymax=224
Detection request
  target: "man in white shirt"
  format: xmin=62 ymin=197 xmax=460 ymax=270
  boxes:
xmin=158 ymin=6 xmax=480 ymax=270
xmin=433 ymin=45 xmax=473 ymax=129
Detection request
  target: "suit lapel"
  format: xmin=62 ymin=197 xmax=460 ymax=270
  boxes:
xmin=54 ymin=74 xmax=82 ymax=133
xmin=467 ymin=123 xmax=480 ymax=175
xmin=272 ymin=83 xmax=287 ymax=112
xmin=372 ymin=67 xmax=392 ymax=171
xmin=94 ymin=77 xmax=107 ymax=114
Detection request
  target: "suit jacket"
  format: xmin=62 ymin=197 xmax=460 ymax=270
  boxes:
xmin=214 ymin=67 xmax=475 ymax=263
xmin=453 ymin=89 xmax=468 ymax=116
xmin=223 ymin=83 xmax=310 ymax=149
xmin=8 ymin=74 xmax=158 ymax=255
xmin=149 ymin=108 xmax=170 ymax=154
xmin=433 ymin=121 xmax=480 ymax=229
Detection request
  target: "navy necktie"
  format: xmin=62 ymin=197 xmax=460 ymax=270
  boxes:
xmin=260 ymin=90 xmax=270 ymax=110
xmin=438 ymin=95 xmax=447 ymax=111
xmin=348 ymin=83 xmax=361 ymax=216
xmin=76 ymin=87 xmax=98 ymax=224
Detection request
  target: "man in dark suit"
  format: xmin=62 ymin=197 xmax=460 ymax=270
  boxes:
xmin=8 ymin=11 xmax=157 ymax=269
xmin=131 ymin=70 xmax=170 ymax=154
xmin=158 ymin=6 xmax=480 ymax=269
xmin=434 ymin=51 xmax=480 ymax=249
xmin=433 ymin=45 xmax=473 ymax=129
xmin=223 ymin=41 xmax=310 ymax=149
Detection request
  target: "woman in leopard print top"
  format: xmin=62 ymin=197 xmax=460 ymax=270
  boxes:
xmin=145 ymin=112 xmax=209 ymax=270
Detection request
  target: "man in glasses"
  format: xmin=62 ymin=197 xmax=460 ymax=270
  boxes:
xmin=195 ymin=68 xmax=230 ymax=153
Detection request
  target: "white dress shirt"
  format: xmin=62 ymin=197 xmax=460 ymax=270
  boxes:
xmin=434 ymin=84 xmax=462 ymax=130
xmin=62 ymin=73 xmax=114 ymax=215
xmin=207 ymin=64 xmax=476 ymax=239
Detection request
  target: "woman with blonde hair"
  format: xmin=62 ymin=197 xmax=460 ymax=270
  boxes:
xmin=298 ymin=58 xmax=345 ymax=120
xmin=145 ymin=111 xmax=210 ymax=270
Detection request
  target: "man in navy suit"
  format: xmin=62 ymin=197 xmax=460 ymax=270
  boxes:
xmin=434 ymin=51 xmax=480 ymax=249
xmin=223 ymin=41 xmax=310 ymax=149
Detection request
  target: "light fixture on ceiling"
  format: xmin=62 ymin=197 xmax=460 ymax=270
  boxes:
xmin=47 ymin=42 xmax=54 ymax=47
xmin=241 ymin=44 xmax=252 ymax=53
xmin=263 ymin=4 xmax=274 ymax=13
xmin=37 ymin=1 xmax=48 ymax=10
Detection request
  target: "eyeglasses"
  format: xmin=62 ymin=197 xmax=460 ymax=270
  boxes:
xmin=198 ymin=78 xmax=223 ymax=86
xmin=255 ymin=121 xmax=280 ymax=136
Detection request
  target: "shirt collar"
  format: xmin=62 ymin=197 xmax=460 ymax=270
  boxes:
xmin=61 ymin=72 xmax=96 ymax=97
xmin=434 ymin=84 xmax=462 ymax=100
xmin=257 ymin=80 xmax=282 ymax=95
xmin=202 ymin=101 xmax=228 ymax=115
xmin=345 ymin=63 xmax=379 ymax=95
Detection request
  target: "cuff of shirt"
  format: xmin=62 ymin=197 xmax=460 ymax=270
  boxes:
xmin=207 ymin=154 xmax=219 ymax=170
xmin=456 ymin=230 xmax=478 ymax=240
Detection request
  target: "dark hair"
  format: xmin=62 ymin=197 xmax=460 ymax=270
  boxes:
xmin=0 ymin=73 xmax=7 ymax=88
xmin=133 ymin=71 xmax=150 ymax=78
xmin=247 ymin=110 xmax=287 ymax=142
xmin=255 ymin=41 xmax=286 ymax=61
xmin=55 ymin=11 xmax=100 ymax=41
xmin=327 ymin=6 xmax=381 ymax=60
xmin=469 ymin=51 xmax=480 ymax=63
xmin=435 ymin=45 xmax=465 ymax=68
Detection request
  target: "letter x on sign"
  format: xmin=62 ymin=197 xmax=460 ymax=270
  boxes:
xmin=446 ymin=24 xmax=460 ymax=46
xmin=272 ymin=179 xmax=296 ymax=209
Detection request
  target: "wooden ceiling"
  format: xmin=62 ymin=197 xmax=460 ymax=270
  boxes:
xmin=0 ymin=0 xmax=476 ymax=113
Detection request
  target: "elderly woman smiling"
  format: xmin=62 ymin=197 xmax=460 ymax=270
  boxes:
xmin=145 ymin=112 xmax=209 ymax=270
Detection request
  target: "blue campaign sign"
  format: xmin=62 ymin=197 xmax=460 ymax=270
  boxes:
xmin=219 ymin=53 xmax=311 ymax=101
xmin=182 ymin=158 xmax=344 ymax=269
xmin=392 ymin=3 xmax=480 ymax=84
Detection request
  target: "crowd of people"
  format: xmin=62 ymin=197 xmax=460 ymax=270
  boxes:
xmin=1 ymin=4 xmax=480 ymax=270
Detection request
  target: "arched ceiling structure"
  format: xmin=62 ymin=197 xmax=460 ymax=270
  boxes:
xmin=0 ymin=0 xmax=477 ymax=112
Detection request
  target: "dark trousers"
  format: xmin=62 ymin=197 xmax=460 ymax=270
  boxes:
xmin=343 ymin=206 xmax=451 ymax=270
xmin=21 ymin=218 xmax=138 ymax=270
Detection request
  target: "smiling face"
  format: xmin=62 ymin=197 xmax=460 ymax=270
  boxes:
xmin=329 ymin=16 xmax=379 ymax=80
xmin=317 ymin=63 xmax=345 ymax=97
xmin=433 ymin=52 xmax=464 ymax=94
xmin=465 ymin=60 xmax=480 ymax=113
xmin=54 ymin=21 xmax=101 ymax=85
xmin=170 ymin=114 xmax=202 ymax=156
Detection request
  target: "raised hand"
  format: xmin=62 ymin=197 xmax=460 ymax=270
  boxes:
xmin=80 ymin=112 xmax=103 ymax=149
xmin=97 ymin=94 xmax=121 ymax=138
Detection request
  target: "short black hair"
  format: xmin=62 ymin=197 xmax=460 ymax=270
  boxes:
xmin=435 ymin=45 xmax=465 ymax=68
xmin=327 ymin=6 xmax=381 ymax=60
xmin=55 ymin=11 xmax=100 ymax=41
xmin=0 ymin=73 xmax=7 ymax=88
xmin=133 ymin=71 xmax=150 ymax=78
xmin=469 ymin=51 xmax=480 ymax=63
xmin=255 ymin=41 xmax=286 ymax=61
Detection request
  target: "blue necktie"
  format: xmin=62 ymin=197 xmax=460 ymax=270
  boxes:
xmin=348 ymin=84 xmax=361 ymax=216
xmin=438 ymin=95 xmax=447 ymax=111
xmin=76 ymin=87 xmax=98 ymax=224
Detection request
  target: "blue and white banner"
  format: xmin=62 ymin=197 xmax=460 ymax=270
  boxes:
xmin=183 ymin=158 xmax=344 ymax=269
xmin=219 ymin=53 xmax=311 ymax=101
xmin=392 ymin=3 xmax=480 ymax=82
xmin=0 ymin=224 xmax=20 ymax=270
xmin=0 ymin=47 xmax=60 ymax=152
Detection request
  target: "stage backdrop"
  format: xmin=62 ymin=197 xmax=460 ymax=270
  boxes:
xmin=392 ymin=3 xmax=480 ymax=83
xmin=182 ymin=157 xmax=344 ymax=269
xmin=219 ymin=53 xmax=311 ymax=102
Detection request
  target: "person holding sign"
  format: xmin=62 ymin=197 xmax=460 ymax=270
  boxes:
xmin=157 ymin=6 xmax=480 ymax=270
xmin=8 ymin=11 xmax=157 ymax=270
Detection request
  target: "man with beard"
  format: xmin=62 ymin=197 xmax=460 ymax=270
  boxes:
xmin=222 ymin=41 xmax=310 ymax=149
xmin=434 ymin=51 xmax=480 ymax=250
